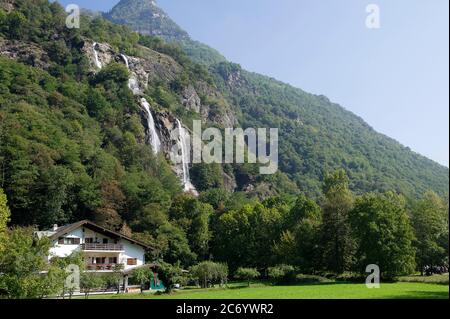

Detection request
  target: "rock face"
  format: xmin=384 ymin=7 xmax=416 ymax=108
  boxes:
xmin=0 ymin=38 xmax=51 ymax=70
xmin=0 ymin=0 xmax=14 ymax=12
xmin=181 ymin=85 xmax=201 ymax=113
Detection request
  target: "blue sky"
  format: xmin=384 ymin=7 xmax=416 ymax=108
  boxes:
xmin=58 ymin=0 xmax=449 ymax=166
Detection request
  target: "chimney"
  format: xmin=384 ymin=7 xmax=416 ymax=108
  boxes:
xmin=52 ymin=224 xmax=58 ymax=231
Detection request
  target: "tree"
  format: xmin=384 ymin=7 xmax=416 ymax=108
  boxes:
xmin=132 ymin=267 xmax=151 ymax=293
xmin=5 ymin=11 xmax=27 ymax=40
xmin=169 ymin=195 xmax=213 ymax=260
xmin=0 ymin=227 xmax=54 ymax=298
xmin=274 ymin=194 xmax=322 ymax=272
xmin=349 ymin=192 xmax=416 ymax=278
xmin=80 ymin=272 xmax=104 ymax=299
xmin=235 ymin=268 xmax=260 ymax=287
xmin=319 ymin=169 xmax=355 ymax=273
xmin=0 ymin=188 xmax=10 ymax=233
xmin=50 ymin=252 xmax=85 ymax=298
xmin=189 ymin=261 xmax=228 ymax=288
xmin=156 ymin=262 xmax=185 ymax=294
xmin=412 ymin=191 xmax=448 ymax=274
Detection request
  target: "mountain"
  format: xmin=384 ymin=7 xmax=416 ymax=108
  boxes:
xmin=105 ymin=0 xmax=226 ymax=66
xmin=105 ymin=0 xmax=188 ymax=41
xmin=105 ymin=0 xmax=448 ymax=199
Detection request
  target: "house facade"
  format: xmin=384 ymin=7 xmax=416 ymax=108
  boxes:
xmin=36 ymin=220 xmax=151 ymax=272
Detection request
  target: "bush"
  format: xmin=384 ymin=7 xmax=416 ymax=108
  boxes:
xmin=268 ymin=264 xmax=296 ymax=284
xmin=235 ymin=268 xmax=260 ymax=287
xmin=189 ymin=261 xmax=228 ymax=288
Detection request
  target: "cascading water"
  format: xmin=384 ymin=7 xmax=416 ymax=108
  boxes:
xmin=141 ymin=98 xmax=162 ymax=155
xmin=93 ymin=42 xmax=102 ymax=69
xmin=120 ymin=53 xmax=129 ymax=69
xmin=176 ymin=119 xmax=197 ymax=194
xmin=121 ymin=54 xmax=140 ymax=95
xmin=120 ymin=51 xmax=196 ymax=194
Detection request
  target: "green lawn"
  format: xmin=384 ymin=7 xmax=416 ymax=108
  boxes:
xmin=88 ymin=282 xmax=449 ymax=299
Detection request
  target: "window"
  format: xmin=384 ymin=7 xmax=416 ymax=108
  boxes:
xmin=58 ymin=237 xmax=80 ymax=245
xmin=95 ymin=257 xmax=106 ymax=264
xmin=85 ymin=238 xmax=94 ymax=244
xmin=108 ymin=257 xmax=118 ymax=264
xmin=102 ymin=238 xmax=108 ymax=244
xmin=127 ymin=258 xmax=137 ymax=266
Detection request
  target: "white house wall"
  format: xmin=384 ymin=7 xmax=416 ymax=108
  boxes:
xmin=49 ymin=228 xmax=83 ymax=259
xmin=121 ymin=239 xmax=145 ymax=270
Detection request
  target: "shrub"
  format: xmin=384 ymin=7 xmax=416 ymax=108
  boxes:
xmin=235 ymin=268 xmax=260 ymax=287
xmin=268 ymin=264 xmax=296 ymax=284
xmin=190 ymin=261 xmax=228 ymax=288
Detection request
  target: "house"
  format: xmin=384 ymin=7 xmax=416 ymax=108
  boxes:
xmin=35 ymin=220 xmax=152 ymax=273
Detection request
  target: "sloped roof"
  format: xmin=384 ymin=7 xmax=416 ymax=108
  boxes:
xmin=48 ymin=220 xmax=153 ymax=250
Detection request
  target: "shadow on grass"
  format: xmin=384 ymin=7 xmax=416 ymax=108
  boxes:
xmin=388 ymin=291 xmax=449 ymax=300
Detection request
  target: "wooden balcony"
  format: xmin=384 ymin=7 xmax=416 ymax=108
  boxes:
xmin=86 ymin=263 xmax=119 ymax=271
xmin=81 ymin=243 xmax=124 ymax=251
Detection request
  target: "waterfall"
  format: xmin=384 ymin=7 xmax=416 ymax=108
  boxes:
xmin=120 ymin=54 xmax=129 ymax=69
xmin=120 ymin=52 xmax=196 ymax=194
xmin=93 ymin=42 xmax=102 ymax=69
xmin=140 ymin=98 xmax=161 ymax=155
xmin=121 ymin=54 xmax=141 ymax=95
xmin=176 ymin=119 xmax=197 ymax=194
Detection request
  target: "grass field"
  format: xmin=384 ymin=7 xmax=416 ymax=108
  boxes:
xmin=87 ymin=282 xmax=449 ymax=299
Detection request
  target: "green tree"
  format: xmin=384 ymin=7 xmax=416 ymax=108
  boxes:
xmin=50 ymin=252 xmax=86 ymax=298
xmin=319 ymin=169 xmax=355 ymax=274
xmin=132 ymin=267 xmax=151 ymax=293
xmin=190 ymin=261 xmax=228 ymax=288
xmin=80 ymin=272 xmax=105 ymax=299
xmin=156 ymin=261 xmax=185 ymax=294
xmin=274 ymin=194 xmax=322 ymax=272
xmin=235 ymin=267 xmax=260 ymax=287
xmin=412 ymin=191 xmax=448 ymax=274
xmin=349 ymin=192 xmax=416 ymax=278
xmin=0 ymin=227 xmax=54 ymax=298
xmin=169 ymin=195 xmax=213 ymax=260
xmin=0 ymin=188 xmax=10 ymax=233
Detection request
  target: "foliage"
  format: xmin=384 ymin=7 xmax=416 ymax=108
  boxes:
xmin=156 ymin=261 xmax=185 ymax=294
xmin=0 ymin=227 xmax=53 ymax=298
xmin=132 ymin=267 xmax=151 ymax=293
xmin=189 ymin=261 xmax=228 ymax=288
xmin=268 ymin=265 xmax=296 ymax=284
xmin=234 ymin=267 xmax=260 ymax=287
xmin=0 ymin=188 xmax=10 ymax=234
xmin=411 ymin=191 xmax=449 ymax=273
xmin=319 ymin=170 xmax=356 ymax=273
xmin=349 ymin=192 xmax=416 ymax=278
xmin=80 ymin=272 xmax=105 ymax=299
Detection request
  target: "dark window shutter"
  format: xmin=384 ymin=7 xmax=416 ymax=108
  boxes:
xmin=58 ymin=238 xmax=64 ymax=244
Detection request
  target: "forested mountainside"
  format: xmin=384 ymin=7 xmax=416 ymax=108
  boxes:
xmin=0 ymin=0 xmax=448 ymax=278
xmin=106 ymin=0 xmax=448 ymax=199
